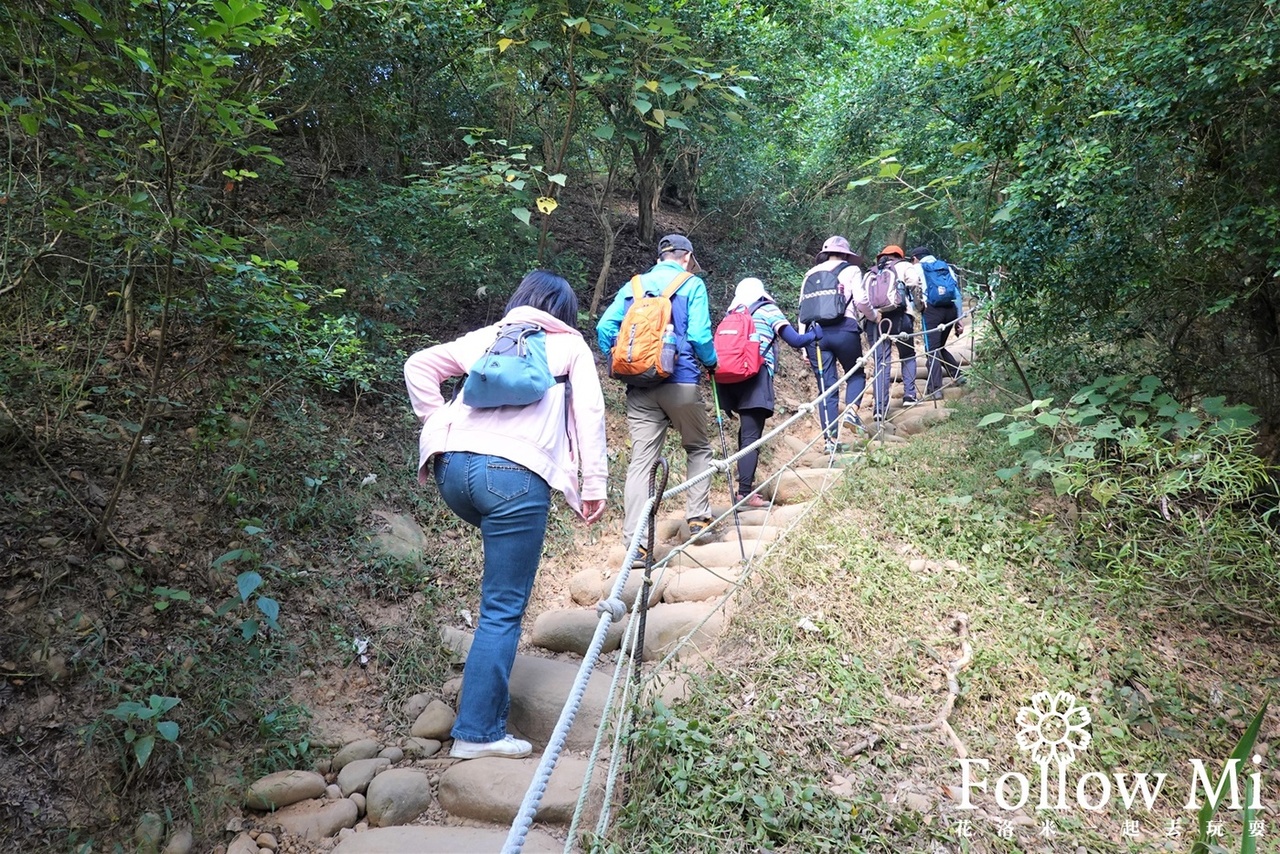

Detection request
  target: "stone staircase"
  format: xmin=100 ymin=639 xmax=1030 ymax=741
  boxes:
xmin=215 ymin=332 xmax=975 ymax=854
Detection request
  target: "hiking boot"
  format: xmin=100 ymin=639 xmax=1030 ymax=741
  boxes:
xmin=687 ymin=517 xmax=714 ymax=540
xmin=955 ymin=375 xmax=968 ymax=386
xmin=840 ymin=412 xmax=866 ymax=434
xmin=631 ymin=544 xmax=650 ymax=567
xmin=450 ymin=734 xmax=532 ymax=760
xmin=823 ymin=439 xmax=847 ymax=454
xmin=873 ymin=412 xmax=886 ymax=423
xmin=737 ymin=491 xmax=769 ymax=509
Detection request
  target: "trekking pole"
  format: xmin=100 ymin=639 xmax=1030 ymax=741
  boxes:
xmin=814 ymin=342 xmax=832 ymax=449
xmin=708 ymin=373 xmax=746 ymax=561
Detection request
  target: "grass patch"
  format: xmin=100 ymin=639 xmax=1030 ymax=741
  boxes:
xmin=614 ymin=390 xmax=1279 ymax=852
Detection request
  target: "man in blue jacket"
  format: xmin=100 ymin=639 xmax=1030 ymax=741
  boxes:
xmin=597 ymin=234 xmax=718 ymax=558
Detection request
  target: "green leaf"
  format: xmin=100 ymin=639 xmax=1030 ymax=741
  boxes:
xmin=633 ymin=99 xmax=652 ymax=115
xmin=149 ymin=695 xmax=180 ymax=714
xmin=19 ymin=113 xmax=40 ymax=136
xmin=592 ymin=124 xmax=615 ymax=140
xmin=1193 ymin=700 xmax=1268 ymax=852
xmin=241 ymin=618 xmax=259 ymax=641
xmin=1008 ymin=428 xmax=1037 ymax=444
xmin=134 ymin=734 xmax=155 ymax=767
xmin=236 ymin=570 xmax=263 ymax=602
xmin=156 ymin=721 xmax=179 ymax=742
xmin=511 ymin=207 xmax=531 ymax=226
xmin=665 ymin=116 xmax=689 ymax=130
xmin=547 ymin=173 xmax=567 ymax=187
xmin=1063 ymin=441 xmax=1095 ymax=459
xmin=977 ymin=412 xmax=1006 ymax=427
xmin=212 ymin=548 xmax=249 ymax=568
xmin=1033 ymin=412 xmax=1061 ymax=427
xmin=257 ymin=596 xmax=280 ymax=627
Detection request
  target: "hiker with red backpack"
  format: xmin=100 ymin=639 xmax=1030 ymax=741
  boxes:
xmin=712 ymin=277 xmax=822 ymax=507
xmin=796 ymin=235 xmax=877 ymax=452
xmin=863 ymin=245 xmax=921 ymax=420
xmin=909 ymin=246 xmax=966 ymax=397
xmin=596 ymin=234 xmax=718 ymax=562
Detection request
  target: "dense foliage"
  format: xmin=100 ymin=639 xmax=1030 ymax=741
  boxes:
xmin=2 ymin=0 xmax=1277 ymax=848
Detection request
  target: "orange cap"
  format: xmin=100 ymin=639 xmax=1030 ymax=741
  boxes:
xmin=878 ymin=244 xmax=905 ymax=259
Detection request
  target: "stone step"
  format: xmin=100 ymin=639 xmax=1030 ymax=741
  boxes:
xmin=798 ymin=450 xmax=862 ymax=468
xmin=332 ymin=825 xmax=563 ymax=854
xmin=437 ymin=754 xmax=602 ymax=826
xmin=568 ymin=566 xmax=667 ymax=608
xmin=530 ymin=608 xmax=628 ymax=655
xmin=664 ymin=538 xmax=765 ymax=568
xmin=891 ymin=406 xmax=953 ymax=436
xmin=438 ymin=637 xmax=615 ymax=752
xmin=636 ymin=600 xmax=727 ymax=661
xmin=663 ymin=565 xmax=745 ymax=603
xmin=735 ymin=501 xmax=812 ymax=526
xmin=768 ymin=468 xmax=843 ymax=503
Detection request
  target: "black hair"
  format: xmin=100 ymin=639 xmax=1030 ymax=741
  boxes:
xmin=505 ymin=269 xmax=578 ymax=326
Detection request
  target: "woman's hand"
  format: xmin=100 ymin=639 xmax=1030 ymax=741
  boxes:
xmin=580 ymin=499 xmax=606 ymax=524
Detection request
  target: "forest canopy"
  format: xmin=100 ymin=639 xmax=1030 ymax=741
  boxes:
xmin=2 ymin=0 xmax=1278 ymax=419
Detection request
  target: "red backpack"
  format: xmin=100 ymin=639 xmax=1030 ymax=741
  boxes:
xmin=713 ymin=300 xmax=772 ymax=384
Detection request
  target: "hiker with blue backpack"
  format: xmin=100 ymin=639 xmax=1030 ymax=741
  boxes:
xmin=404 ymin=270 xmax=607 ymax=760
xmin=712 ymin=277 xmax=823 ymax=507
xmin=909 ymin=246 xmax=966 ymax=397
xmin=796 ymin=236 xmax=877 ymax=452
xmin=597 ymin=234 xmax=718 ymax=564
xmin=863 ymin=245 xmax=921 ymax=420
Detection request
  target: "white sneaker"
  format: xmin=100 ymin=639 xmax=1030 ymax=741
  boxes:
xmin=449 ymin=734 xmax=532 ymax=759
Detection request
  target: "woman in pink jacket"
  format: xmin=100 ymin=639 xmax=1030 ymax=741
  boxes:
xmin=404 ymin=271 xmax=607 ymax=760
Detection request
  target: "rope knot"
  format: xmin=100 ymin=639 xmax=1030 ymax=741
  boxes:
xmin=597 ymin=597 xmax=627 ymax=622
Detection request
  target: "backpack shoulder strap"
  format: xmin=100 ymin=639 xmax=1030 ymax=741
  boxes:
xmin=661 ymin=271 xmax=694 ymax=299
xmin=629 ymin=275 xmax=645 ymax=301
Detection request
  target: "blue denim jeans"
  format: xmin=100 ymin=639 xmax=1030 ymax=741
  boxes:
xmin=432 ymin=451 xmax=551 ymax=743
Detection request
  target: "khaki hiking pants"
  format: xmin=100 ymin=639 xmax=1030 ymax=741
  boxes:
xmin=622 ymin=382 xmax=713 ymax=540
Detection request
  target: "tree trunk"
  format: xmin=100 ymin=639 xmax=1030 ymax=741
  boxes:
xmin=591 ymin=216 xmax=616 ymax=317
xmin=633 ymin=129 xmax=662 ymax=246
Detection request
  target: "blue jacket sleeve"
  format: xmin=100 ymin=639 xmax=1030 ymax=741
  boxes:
xmin=685 ymin=280 xmax=717 ymax=367
xmin=596 ymin=286 xmax=630 ymax=353
xmin=777 ymin=322 xmax=816 ymax=348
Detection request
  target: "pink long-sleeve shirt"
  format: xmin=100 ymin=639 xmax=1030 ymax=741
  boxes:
xmin=403 ymin=306 xmax=608 ymax=516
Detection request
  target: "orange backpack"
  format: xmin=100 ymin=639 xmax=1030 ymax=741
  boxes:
xmin=609 ymin=272 xmax=693 ymax=386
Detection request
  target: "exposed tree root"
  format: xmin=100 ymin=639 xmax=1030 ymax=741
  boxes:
xmin=902 ymin=612 xmax=972 ymax=759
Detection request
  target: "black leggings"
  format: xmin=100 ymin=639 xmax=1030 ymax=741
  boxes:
xmin=735 ymin=408 xmax=770 ymax=492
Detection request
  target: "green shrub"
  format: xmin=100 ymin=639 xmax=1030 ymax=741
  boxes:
xmin=981 ymin=375 xmax=1277 ymax=611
